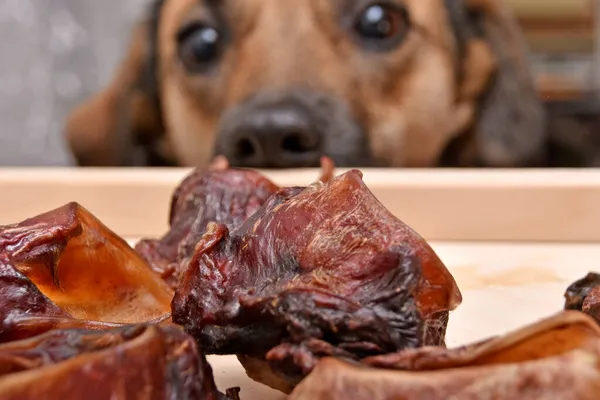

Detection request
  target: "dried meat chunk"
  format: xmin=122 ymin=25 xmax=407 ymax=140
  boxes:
xmin=0 ymin=203 xmax=173 ymax=342
xmin=564 ymin=272 xmax=600 ymax=325
xmin=135 ymin=157 xmax=280 ymax=288
xmin=136 ymin=156 xmax=334 ymax=289
xmin=289 ymin=311 xmax=600 ymax=400
xmin=565 ymin=272 xmax=600 ymax=311
xmin=0 ymin=324 xmax=238 ymax=400
xmin=172 ymin=169 xmax=461 ymax=393
xmin=582 ymin=286 xmax=600 ymax=324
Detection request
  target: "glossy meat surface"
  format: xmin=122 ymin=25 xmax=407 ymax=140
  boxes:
xmin=289 ymin=311 xmax=600 ymax=400
xmin=0 ymin=203 xmax=173 ymax=342
xmin=0 ymin=324 xmax=238 ymax=400
xmin=582 ymin=286 xmax=600 ymax=324
xmin=0 ymin=261 xmax=70 ymax=342
xmin=135 ymin=158 xmax=280 ymax=288
xmin=172 ymin=169 xmax=461 ymax=392
xmin=565 ymin=272 xmax=600 ymax=311
xmin=565 ymin=272 xmax=600 ymax=325
xmin=136 ymin=157 xmax=334 ymax=289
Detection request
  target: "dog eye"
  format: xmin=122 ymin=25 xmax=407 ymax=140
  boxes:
xmin=178 ymin=25 xmax=222 ymax=72
xmin=354 ymin=3 xmax=409 ymax=44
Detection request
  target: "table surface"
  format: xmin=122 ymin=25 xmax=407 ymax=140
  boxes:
xmin=123 ymin=239 xmax=600 ymax=399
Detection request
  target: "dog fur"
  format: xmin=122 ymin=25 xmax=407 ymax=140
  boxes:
xmin=65 ymin=0 xmax=547 ymax=168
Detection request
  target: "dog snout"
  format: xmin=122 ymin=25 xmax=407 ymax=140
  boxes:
xmin=217 ymin=102 xmax=322 ymax=168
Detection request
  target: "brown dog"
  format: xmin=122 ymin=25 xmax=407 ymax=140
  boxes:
xmin=65 ymin=0 xmax=546 ymax=168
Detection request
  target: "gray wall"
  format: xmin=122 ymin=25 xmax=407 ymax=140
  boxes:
xmin=0 ymin=0 xmax=149 ymax=166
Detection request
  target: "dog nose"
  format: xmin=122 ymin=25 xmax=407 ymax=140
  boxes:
xmin=219 ymin=104 xmax=321 ymax=168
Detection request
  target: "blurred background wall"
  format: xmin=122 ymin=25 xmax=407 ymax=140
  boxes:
xmin=0 ymin=0 xmax=150 ymax=166
xmin=0 ymin=0 xmax=597 ymax=166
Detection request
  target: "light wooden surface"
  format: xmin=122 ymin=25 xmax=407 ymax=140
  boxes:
xmin=2 ymin=168 xmax=600 ymax=242
xmin=135 ymin=239 xmax=597 ymax=399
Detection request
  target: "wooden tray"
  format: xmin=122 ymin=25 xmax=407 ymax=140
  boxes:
xmin=1 ymin=167 xmax=599 ymax=398
xmin=2 ymin=167 xmax=600 ymax=242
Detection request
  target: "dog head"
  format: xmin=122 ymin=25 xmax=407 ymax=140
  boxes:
xmin=66 ymin=0 xmax=546 ymax=168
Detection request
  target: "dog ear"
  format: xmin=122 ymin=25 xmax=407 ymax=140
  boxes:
xmin=459 ymin=0 xmax=547 ymax=167
xmin=65 ymin=21 xmax=165 ymax=166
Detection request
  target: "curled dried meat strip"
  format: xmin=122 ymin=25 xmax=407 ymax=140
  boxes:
xmin=289 ymin=311 xmax=600 ymax=400
xmin=565 ymin=272 xmax=600 ymax=311
xmin=0 ymin=324 xmax=239 ymax=400
xmin=135 ymin=158 xmax=280 ymax=288
xmin=0 ymin=203 xmax=172 ymax=342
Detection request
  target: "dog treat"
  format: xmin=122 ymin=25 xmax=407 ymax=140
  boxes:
xmin=565 ymin=272 xmax=600 ymax=311
xmin=582 ymin=287 xmax=600 ymax=325
xmin=172 ymin=169 xmax=462 ymax=393
xmin=0 ymin=324 xmax=238 ymax=400
xmin=135 ymin=156 xmax=335 ymax=289
xmin=134 ymin=157 xmax=280 ymax=288
xmin=288 ymin=311 xmax=600 ymax=399
xmin=0 ymin=202 xmax=173 ymax=342
xmin=565 ymin=272 xmax=600 ymax=324
xmin=0 ymin=260 xmax=129 ymax=343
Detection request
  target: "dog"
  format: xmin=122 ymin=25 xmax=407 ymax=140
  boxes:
xmin=65 ymin=0 xmax=547 ymax=169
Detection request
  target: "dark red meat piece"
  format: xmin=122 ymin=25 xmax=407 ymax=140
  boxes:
xmin=136 ymin=156 xmax=334 ymax=289
xmin=582 ymin=286 xmax=600 ymax=324
xmin=288 ymin=311 xmax=600 ymax=400
xmin=0 ymin=324 xmax=239 ymax=399
xmin=564 ymin=272 xmax=600 ymax=324
xmin=172 ymin=169 xmax=462 ymax=393
xmin=135 ymin=158 xmax=279 ymax=288
xmin=0 ymin=202 xmax=172 ymax=343
xmin=0 ymin=203 xmax=235 ymax=397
